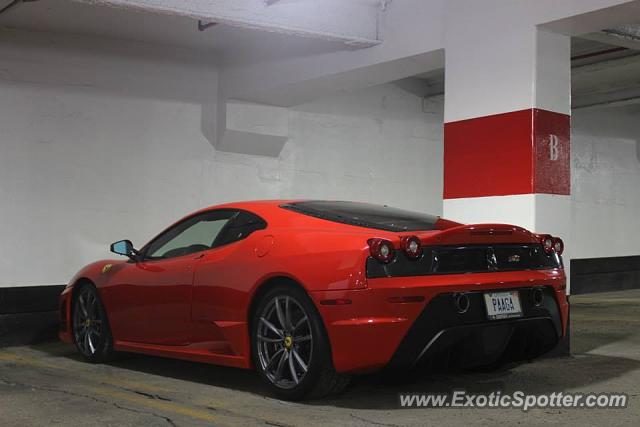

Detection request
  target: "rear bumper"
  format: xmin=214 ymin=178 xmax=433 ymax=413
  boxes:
xmin=386 ymin=287 xmax=561 ymax=372
xmin=310 ymin=270 xmax=567 ymax=374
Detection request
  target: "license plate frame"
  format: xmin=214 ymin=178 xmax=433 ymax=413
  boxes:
xmin=483 ymin=291 xmax=523 ymax=320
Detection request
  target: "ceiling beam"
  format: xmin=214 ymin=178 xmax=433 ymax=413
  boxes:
xmin=72 ymin=0 xmax=382 ymax=47
xmin=573 ymin=86 xmax=640 ymax=109
xmin=572 ymin=50 xmax=640 ymax=108
xmin=579 ymin=31 xmax=640 ymax=51
xmin=572 ymin=52 xmax=640 ymax=75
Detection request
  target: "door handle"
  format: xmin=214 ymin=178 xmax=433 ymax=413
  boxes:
xmin=193 ymin=253 xmax=205 ymax=260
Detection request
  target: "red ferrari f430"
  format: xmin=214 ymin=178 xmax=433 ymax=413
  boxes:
xmin=59 ymin=200 xmax=568 ymax=400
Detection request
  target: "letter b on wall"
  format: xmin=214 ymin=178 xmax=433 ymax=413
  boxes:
xmin=534 ymin=110 xmax=570 ymax=195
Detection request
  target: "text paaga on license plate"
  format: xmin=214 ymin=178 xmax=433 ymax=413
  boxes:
xmin=483 ymin=291 xmax=523 ymax=320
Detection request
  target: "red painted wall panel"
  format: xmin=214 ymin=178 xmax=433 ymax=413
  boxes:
xmin=444 ymin=108 xmax=570 ymax=199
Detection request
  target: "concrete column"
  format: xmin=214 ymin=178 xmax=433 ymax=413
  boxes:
xmin=442 ymin=23 xmax=572 ymax=289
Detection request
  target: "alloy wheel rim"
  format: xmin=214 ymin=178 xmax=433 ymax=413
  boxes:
xmin=73 ymin=289 xmax=103 ymax=356
xmin=256 ymin=295 xmax=313 ymax=389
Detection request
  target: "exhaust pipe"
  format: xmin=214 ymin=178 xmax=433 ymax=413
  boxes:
xmin=532 ymin=287 xmax=544 ymax=307
xmin=452 ymin=293 xmax=470 ymax=314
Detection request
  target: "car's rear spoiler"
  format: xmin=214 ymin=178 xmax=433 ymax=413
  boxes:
xmin=418 ymin=224 xmax=539 ymax=246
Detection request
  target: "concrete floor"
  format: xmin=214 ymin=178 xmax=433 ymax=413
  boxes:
xmin=1 ymin=290 xmax=639 ymax=427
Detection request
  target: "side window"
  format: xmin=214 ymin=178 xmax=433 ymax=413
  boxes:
xmin=214 ymin=211 xmax=267 ymax=247
xmin=144 ymin=210 xmax=237 ymax=260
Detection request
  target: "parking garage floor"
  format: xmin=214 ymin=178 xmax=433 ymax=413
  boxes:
xmin=1 ymin=290 xmax=638 ymax=427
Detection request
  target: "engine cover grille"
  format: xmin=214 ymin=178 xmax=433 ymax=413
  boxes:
xmin=366 ymin=244 xmax=561 ymax=278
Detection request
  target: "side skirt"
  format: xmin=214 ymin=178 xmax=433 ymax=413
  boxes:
xmin=114 ymin=340 xmax=251 ymax=369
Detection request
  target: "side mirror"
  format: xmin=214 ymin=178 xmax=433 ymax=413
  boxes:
xmin=110 ymin=240 xmax=137 ymax=260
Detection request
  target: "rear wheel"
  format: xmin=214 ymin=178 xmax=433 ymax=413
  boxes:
xmin=72 ymin=284 xmax=114 ymax=363
xmin=251 ymin=285 xmax=350 ymax=400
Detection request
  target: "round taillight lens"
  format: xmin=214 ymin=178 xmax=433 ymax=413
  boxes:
xmin=552 ymin=237 xmax=564 ymax=255
xmin=541 ymin=235 xmax=554 ymax=254
xmin=401 ymin=236 xmax=423 ymax=259
xmin=368 ymin=238 xmax=395 ymax=263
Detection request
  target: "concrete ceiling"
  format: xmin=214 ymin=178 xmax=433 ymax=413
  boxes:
xmin=572 ymin=24 xmax=640 ymax=109
xmin=0 ymin=0 xmax=357 ymax=66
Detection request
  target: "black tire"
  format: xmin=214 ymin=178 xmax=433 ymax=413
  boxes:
xmin=72 ymin=284 xmax=115 ymax=363
xmin=251 ymin=285 xmax=350 ymax=400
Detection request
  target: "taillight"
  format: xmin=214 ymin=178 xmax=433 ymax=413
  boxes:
xmin=540 ymin=234 xmax=564 ymax=255
xmin=368 ymin=238 xmax=395 ymax=263
xmin=541 ymin=235 xmax=554 ymax=254
xmin=552 ymin=237 xmax=564 ymax=255
xmin=400 ymin=235 xmax=422 ymax=259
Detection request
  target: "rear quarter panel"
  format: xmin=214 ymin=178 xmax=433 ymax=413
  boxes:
xmin=192 ymin=226 xmax=375 ymax=325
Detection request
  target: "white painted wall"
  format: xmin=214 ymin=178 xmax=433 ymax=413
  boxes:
xmin=6 ymin=4 xmax=636 ymax=291
xmin=570 ymin=105 xmax=640 ymax=260
xmin=0 ymin=34 xmax=443 ymax=287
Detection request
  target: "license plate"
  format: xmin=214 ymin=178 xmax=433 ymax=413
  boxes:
xmin=484 ymin=291 xmax=523 ymax=320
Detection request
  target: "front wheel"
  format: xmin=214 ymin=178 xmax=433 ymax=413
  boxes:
xmin=251 ymin=285 xmax=350 ymax=400
xmin=72 ymin=284 xmax=115 ymax=363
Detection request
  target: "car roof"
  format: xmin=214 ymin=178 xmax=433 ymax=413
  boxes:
xmin=211 ymin=199 xmax=299 ymax=209
xmin=188 ymin=199 xmax=299 ymax=219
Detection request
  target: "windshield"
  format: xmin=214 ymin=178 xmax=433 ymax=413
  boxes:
xmin=280 ymin=201 xmax=440 ymax=232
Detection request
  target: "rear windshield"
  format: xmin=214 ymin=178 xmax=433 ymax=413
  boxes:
xmin=280 ymin=201 xmax=439 ymax=232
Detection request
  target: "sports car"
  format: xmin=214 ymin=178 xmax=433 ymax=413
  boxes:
xmin=59 ymin=200 xmax=568 ymax=400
